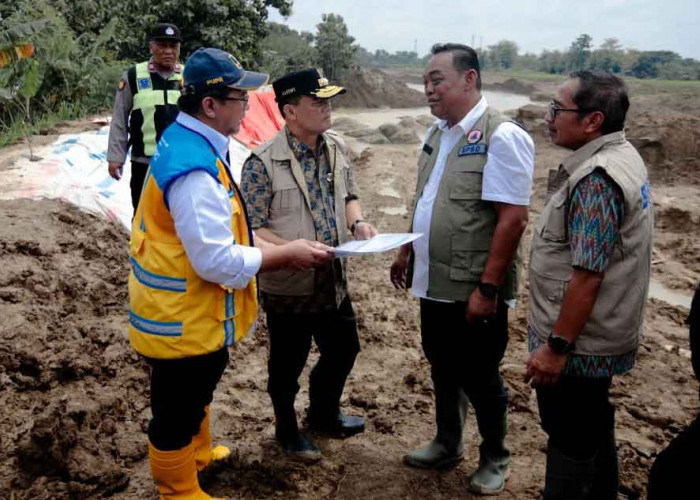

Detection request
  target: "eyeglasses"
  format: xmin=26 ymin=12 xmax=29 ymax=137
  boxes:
xmin=217 ymin=94 xmax=249 ymax=103
xmin=548 ymin=101 xmax=598 ymax=118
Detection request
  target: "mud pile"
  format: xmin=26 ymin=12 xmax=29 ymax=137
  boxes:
xmin=0 ymin=199 xmax=148 ymax=498
xmin=334 ymin=68 xmax=426 ymax=109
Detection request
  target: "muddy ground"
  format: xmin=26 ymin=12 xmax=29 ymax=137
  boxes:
xmin=0 ymin=72 xmax=699 ymax=499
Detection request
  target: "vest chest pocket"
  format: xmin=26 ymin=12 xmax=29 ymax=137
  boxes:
xmin=271 ymin=165 xmax=302 ymax=211
xmin=538 ymin=193 xmax=568 ymax=242
xmin=449 ymin=172 xmax=483 ymax=201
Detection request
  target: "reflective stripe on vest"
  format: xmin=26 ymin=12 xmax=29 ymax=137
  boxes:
xmin=132 ymin=62 xmax=182 ymax=156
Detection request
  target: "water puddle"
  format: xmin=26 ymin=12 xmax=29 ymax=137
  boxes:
xmin=648 ymin=280 xmax=692 ymax=309
xmin=336 ymin=88 xmax=533 ymax=131
xmin=378 ymin=186 xmax=401 ymax=198
xmin=405 ymin=84 xmax=532 ymax=111
xmin=379 ymin=206 xmax=408 ymax=216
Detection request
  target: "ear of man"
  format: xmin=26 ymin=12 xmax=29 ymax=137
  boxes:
xmin=583 ymin=110 xmax=605 ymax=135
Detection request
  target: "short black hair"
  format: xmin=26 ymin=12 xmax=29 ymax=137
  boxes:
xmin=177 ymin=87 xmax=233 ymax=116
xmin=277 ymin=95 xmax=303 ymax=119
xmin=431 ymin=43 xmax=482 ymax=90
xmin=569 ymin=70 xmax=629 ymax=135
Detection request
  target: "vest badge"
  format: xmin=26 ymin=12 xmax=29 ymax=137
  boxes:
xmin=467 ymin=129 xmax=482 ymax=143
xmin=458 ymin=143 xmax=487 ymax=156
xmin=137 ymin=77 xmax=151 ymax=90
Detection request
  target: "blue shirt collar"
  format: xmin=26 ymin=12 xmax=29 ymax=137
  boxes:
xmin=176 ymin=112 xmax=230 ymax=161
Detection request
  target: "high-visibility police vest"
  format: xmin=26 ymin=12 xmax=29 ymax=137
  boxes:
xmin=128 ymin=121 xmax=258 ymax=359
xmin=127 ymin=61 xmax=183 ymax=158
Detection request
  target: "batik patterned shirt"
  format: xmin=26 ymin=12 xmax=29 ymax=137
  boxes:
xmin=529 ymin=168 xmax=637 ymax=377
xmin=241 ymin=128 xmax=357 ymax=313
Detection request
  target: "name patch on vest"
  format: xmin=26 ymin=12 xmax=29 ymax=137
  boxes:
xmin=457 ymin=144 xmax=487 ymax=156
xmin=422 ymin=143 xmax=433 ymax=155
xmin=137 ymin=77 xmax=151 ymax=90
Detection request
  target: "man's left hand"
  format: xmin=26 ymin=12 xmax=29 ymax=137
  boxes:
xmin=353 ymin=222 xmax=378 ymax=240
xmin=466 ymin=287 xmax=497 ymax=325
xmin=525 ymin=344 xmax=567 ymax=387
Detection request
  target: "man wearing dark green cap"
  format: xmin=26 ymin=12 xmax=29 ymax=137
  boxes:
xmin=107 ymin=23 xmax=184 ymax=212
xmin=131 ymin=50 xmax=334 ymax=499
xmin=241 ymin=68 xmax=377 ymax=462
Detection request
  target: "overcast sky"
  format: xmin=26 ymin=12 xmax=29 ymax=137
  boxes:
xmin=269 ymin=0 xmax=700 ymax=60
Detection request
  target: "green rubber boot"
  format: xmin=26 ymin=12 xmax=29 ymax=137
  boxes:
xmin=404 ymin=389 xmax=468 ymax=469
xmin=468 ymin=395 xmax=511 ymax=495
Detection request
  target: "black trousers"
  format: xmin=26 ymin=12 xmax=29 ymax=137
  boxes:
xmin=648 ymin=414 xmax=700 ymax=500
xmin=130 ymin=160 xmax=149 ymax=213
xmin=419 ymin=299 xmax=509 ymax=450
xmin=536 ymin=376 xmax=614 ymax=460
xmin=146 ymin=347 xmax=229 ymax=451
xmin=266 ymin=297 xmax=360 ymax=436
xmin=537 ymin=375 xmax=618 ymax=500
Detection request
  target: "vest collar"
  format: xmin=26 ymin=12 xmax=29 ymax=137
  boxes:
xmin=270 ymin=126 xmax=331 ymax=162
xmin=561 ymin=131 xmax=626 ymax=175
xmin=176 ymin=112 xmax=230 ymax=161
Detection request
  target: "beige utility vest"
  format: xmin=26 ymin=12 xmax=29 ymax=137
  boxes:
xmin=408 ymin=107 xmax=522 ymax=301
xmin=529 ymin=132 xmax=654 ymax=356
xmin=253 ymin=128 xmax=351 ymax=296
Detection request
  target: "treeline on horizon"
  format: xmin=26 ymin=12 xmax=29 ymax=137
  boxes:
xmin=2 ymin=1 xmax=698 ymax=147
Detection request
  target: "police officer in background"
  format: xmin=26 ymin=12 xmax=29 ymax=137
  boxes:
xmin=107 ymin=23 xmax=184 ymax=211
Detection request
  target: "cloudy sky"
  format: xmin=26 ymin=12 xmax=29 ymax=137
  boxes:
xmin=269 ymin=0 xmax=700 ymax=59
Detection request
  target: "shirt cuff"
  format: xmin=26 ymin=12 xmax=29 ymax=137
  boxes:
xmin=238 ymin=245 xmax=262 ymax=280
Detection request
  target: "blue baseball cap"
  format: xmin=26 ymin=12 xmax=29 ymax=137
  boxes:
xmin=182 ymin=47 xmax=269 ymax=95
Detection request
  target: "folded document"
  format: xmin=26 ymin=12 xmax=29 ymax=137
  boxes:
xmin=334 ymin=233 xmax=423 ymax=257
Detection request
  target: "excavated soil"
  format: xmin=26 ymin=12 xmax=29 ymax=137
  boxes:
xmin=0 ymin=74 xmax=699 ymax=499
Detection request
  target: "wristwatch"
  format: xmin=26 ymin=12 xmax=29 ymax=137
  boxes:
xmin=547 ymin=333 xmax=576 ymax=355
xmin=477 ymin=280 xmax=499 ymax=300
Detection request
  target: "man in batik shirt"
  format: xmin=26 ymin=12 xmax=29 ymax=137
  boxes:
xmin=240 ymin=68 xmax=377 ymax=462
xmin=525 ymin=71 xmax=653 ymax=500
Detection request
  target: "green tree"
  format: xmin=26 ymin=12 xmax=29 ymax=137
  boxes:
xmin=588 ymin=38 xmax=624 ymax=72
xmin=260 ymin=22 xmax=316 ymax=79
xmin=488 ymin=40 xmax=519 ymax=69
xmin=568 ymin=33 xmax=592 ymax=71
xmin=45 ymin=0 xmax=292 ymax=67
xmin=315 ymin=13 xmax=356 ymax=81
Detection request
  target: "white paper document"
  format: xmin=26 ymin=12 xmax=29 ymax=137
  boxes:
xmin=334 ymin=233 xmax=423 ymax=257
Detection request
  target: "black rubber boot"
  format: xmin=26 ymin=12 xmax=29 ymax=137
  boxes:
xmin=543 ymin=443 xmax=596 ymax=500
xmin=590 ymin=429 xmax=619 ymax=500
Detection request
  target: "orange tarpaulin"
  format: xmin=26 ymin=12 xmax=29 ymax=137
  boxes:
xmin=234 ymin=89 xmax=284 ymax=149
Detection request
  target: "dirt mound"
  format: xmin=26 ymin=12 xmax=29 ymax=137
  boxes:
xmin=486 ymin=78 xmax=537 ymax=96
xmin=0 ymin=199 xmax=148 ymax=498
xmin=334 ymin=68 xmax=426 ymax=109
xmin=625 ymin=105 xmax=700 ymax=185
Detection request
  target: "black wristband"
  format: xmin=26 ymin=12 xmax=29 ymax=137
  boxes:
xmin=547 ymin=333 xmax=576 ymax=355
xmin=477 ymin=280 xmax=499 ymax=299
xmin=350 ymin=218 xmax=365 ymax=233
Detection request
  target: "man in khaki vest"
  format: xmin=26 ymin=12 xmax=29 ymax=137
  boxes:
xmin=525 ymin=71 xmax=653 ymax=499
xmin=390 ymin=43 xmax=534 ymax=495
xmin=240 ymin=68 xmax=377 ymax=462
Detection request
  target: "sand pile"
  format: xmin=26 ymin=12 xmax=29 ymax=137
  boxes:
xmin=0 ymin=199 xmax=147 ymax=498
xmin=334 ymin=68 xmax=426 ymax=109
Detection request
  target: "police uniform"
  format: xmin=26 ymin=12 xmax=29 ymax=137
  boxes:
xmin=107 ymin=24 xmax=183 ymax=212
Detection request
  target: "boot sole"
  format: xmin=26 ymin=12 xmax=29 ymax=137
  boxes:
xmin=467 ymin=468 xmax=511 ymax=495
xmin=403 ymin=453 xmax=463 ymax=469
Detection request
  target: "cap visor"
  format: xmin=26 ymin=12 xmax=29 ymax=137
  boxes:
xmin=311 ymin=85 xmax=346 ymax=99
xmin=228 ymin=71 xmax=269 ymax=90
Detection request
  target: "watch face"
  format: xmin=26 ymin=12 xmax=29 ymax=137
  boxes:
xmin=548 ymin=335 xmax=573 ymax=354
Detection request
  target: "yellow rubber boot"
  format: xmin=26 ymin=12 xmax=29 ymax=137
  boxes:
xmin=193 ymin=406 xmax=231 ymax=471
xmin=148 ymin=441 xmax=224 ymax=499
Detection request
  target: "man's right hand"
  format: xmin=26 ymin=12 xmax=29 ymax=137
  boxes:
xmin=108 ymin=162 xmax=123 ymax=180
xmin=390 ymin=244 xmax=411 ymax=289
xmin=282 ymin=239 xmax=334 ymax=270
